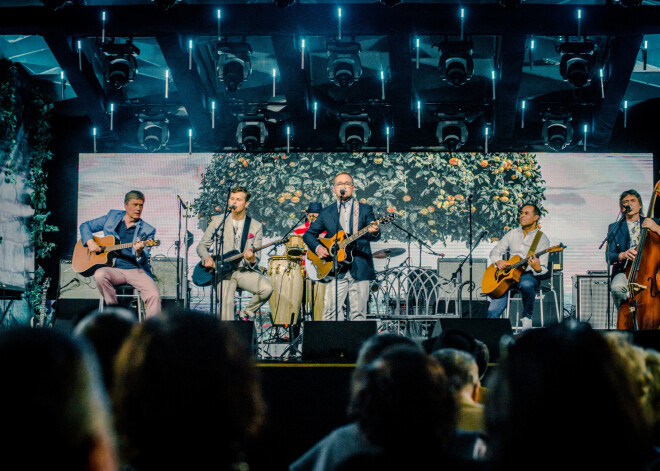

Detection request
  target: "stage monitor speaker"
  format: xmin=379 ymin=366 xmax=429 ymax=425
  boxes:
xmin=573 ymin=274 xmax=615 ymax=329
xmin=226 ymin=320 xmax=257 ymax=357
xmin=302 ymin=321 xmax=378 ymax=362
xmin=437 ymin=258 xmax=488 ymax=299
xmin=431 ymin=318 xmax=513 ymax=362
xmin=150 ymin=257 xmax=184 ymax=299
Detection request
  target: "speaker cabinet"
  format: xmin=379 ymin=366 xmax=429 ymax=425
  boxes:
xmin=431 ymin=318 xmax=513 ymax=361
xmin=302 ymin=321 xmax=378 ymax=362
xmin=573 ymin=274 xmax=616 ymax=329
xmin=225 ymin=320 xmax=257 ymax=357
xmin=150 ymin=257 xmax=184 ymax=300
xmin=437 ymin=258 xmax=488 ymax=299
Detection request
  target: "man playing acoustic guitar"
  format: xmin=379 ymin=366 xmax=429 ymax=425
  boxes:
xmin=303 ymin=172 xmax=381 ymax=321
xmin=486 ymin=203 xmax=550 ymax=331
xmin=79 ymin=190 xmax=162 ymax=318
xmin=197 ymin=186 xmax=272 ymax=321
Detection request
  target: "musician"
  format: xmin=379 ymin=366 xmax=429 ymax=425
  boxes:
xmin=79 ymin=190 xmax=162 ymax=318
xmin=293 ymin=202 xmax=323 ymax=236
xmin=197 ymin=186 xmax=272 ymax=321
xmin=607 ymin=189 xmax=660 ymax=312
xmin=486 ymin=204 xmax=550 ymax=331
xmin=303 ymin=172 xmax=380 ymax=321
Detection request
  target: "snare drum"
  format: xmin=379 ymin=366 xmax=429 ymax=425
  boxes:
xmin=286 ymin=235 xmax=305 ymax=259
xmin=267 ymin=256 xmax=303 ymax=325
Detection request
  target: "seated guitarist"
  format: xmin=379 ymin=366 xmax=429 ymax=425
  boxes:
xmin=79 ymin=190 xmax=162 ymax=319
xmin=197 ymin=186 xmax=272 ymax=321
xmin=487 ymin=203 xmax=549 ymax=331
xmin=303 ymin=172 xmax=380 ymax=321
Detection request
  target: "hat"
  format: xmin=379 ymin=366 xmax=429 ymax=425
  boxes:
xmin=306 ymin=202 xmax=323 ymax=213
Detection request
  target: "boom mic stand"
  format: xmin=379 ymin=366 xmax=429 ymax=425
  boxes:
xmin=599 ymin=208 xmax=628 ymax=329
xmin=177 ymin=195 xmax=192 ymax=308
xmin=451 ymin=229 xmax=488 ymax=318
xmin=392 ymin=222 xmax=445 ymax=267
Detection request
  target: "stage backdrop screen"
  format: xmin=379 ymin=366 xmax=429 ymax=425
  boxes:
xmin=78 ymin=152 xmax=653 ymax=312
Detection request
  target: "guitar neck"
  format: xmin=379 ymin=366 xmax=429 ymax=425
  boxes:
xmin=223 ymin=239 xmax=282 ymax=262
xmin=512 ymin=246 xmax=554 ymax=269
xmin=339 ymin=220 xmax=383 ymax=248
xmin=103 ymin=242 xmax=139 ymax=252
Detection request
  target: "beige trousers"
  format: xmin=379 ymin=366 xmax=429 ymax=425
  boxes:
xmin=218 ymin=268 xmax=273 ymax=321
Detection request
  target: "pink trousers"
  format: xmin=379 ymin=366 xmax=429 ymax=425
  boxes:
xmin=94 ymin=267 xmax=162 ymax=319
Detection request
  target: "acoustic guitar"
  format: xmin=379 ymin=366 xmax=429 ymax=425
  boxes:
xmin=481 ymin=243 xmax=566 ymax=298
xmin=306 ymin=214 xmax=395 ymax=280
xmin=72 ymin=235 xmax=160 ymax=277
xmin=192 ymin=238 xmax=288 ymax=287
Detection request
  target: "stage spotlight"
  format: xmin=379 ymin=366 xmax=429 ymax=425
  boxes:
xmin=616 ymin=0 xmax=642 ymax=6
xmin=559 ymin=40 xmax=596 ymax=88
xmin=380 ymin=0 xmax=402 ymax=6
xmin=435 ymin=116 xmax=468 ymax=151
xmin=327 ymin=41 xmax=362 ymax=88
xmin=236 ymin=116 xmax=268 ymax=151
xmin=274 ymin=0 xmax=295 ymax=7
xmin=542 ymin=111 xmax=573 ymax=151
xmin=152 ymin=0 xmax=178 ymax=10
xmin=217 ymin=41 xmax=252 ymax=92
xmin=99 ymin=40 xmax=139 ymax=90
xmin=40 ymin=0 xmax=74 ymax=10
xmin=437 ymin=41 xmax=474 ymax=87
xmin=339 ymin=114 xmax=371 ymax=152
xmin=137 ymin=118 xmax=170 ymax=153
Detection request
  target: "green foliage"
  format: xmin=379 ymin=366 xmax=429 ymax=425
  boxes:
xmin=194 ymin=152 xmax=546 ymax=245
xmin=0 ymin=62 xmax=58 ymax=311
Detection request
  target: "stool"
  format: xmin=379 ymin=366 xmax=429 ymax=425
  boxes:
xmin=99 ymin=283 xmax=145 ymax=322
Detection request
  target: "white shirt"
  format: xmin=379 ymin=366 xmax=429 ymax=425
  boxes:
xmin=489 ymin=227 xmax=550 ymax=276
xmin=232 ymin=218 xmax=245 ymax=247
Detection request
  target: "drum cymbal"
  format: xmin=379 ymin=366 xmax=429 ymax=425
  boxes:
xmin=373 ymin=248 xmax=406 ymax=259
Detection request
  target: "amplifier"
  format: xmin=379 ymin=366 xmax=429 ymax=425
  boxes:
xmin=58 ymin=258 xmax=184 ymax=300
xmin=572 ymin=274 xmax=616 ymax=329
xmin=437 ymin=258 xmax=488 ymax=299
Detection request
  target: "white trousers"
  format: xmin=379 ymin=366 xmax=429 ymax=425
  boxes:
xmin=322 ymin=271 xmax=370 ymax=321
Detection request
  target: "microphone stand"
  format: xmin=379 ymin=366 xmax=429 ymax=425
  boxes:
xmin=392 ymin=222 xmax=445 ymax=264
xmin=599 ymin=209 xmax=628 ymax=329
xmin=210 ymin=185 xmax=234 ymax=319
xmin=467 ymin=195 xmax=474 ymax=316
xmin=452 ymin=230 xmax=488 ymax=318
xmin=335 ymin=196 xmax=343 ymax=322
xmin=176 ymin=195 xmax=187 ymax=307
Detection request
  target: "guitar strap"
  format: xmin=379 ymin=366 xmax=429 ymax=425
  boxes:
xmin=527 ymin=230 xmax=544 ymax=258
xmin=352 ymin=200 xmax=359 ymax=235
xmin=239 ymin=216 xmax=252 ymax=252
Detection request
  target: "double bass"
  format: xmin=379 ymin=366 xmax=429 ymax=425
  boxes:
xmin=618 ymin=181 xmax=660 ymax=330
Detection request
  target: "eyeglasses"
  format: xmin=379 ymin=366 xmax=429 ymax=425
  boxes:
xmin=334 ymin=182 xmax=354 ymax=187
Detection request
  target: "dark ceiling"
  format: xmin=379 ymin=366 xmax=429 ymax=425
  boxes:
xmin=2 ymin=0 xmax=660 ymax=154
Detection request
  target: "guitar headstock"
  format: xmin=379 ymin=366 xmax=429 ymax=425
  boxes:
xmin=378 ymin=214 xmax=396 ymax=225
xmin=144 ymin=239 xmax=161 ymax=248
xmin=548 ymin=243 xmax=566 ymax=253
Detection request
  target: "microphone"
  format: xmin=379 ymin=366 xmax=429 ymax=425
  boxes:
xmin=340 ymin=188 xmax=345 ymax=195
xmin=477 ymin=229 xmax=488 ymax=240
xmin=177 ymin=194 xmax=189 ymax=210
xmin=229 ymin=205 xmax=237 ymax=210
xmin=622 ymin=205 xmax=631 ymax=213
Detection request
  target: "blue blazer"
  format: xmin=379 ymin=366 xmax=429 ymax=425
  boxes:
xmin=303 ymin=201 xmax=381 ymax=281
xmin=79 ymin=210 xmax=156 ymax=277
xmin=606 ymin=216 xmax=659 ymax=276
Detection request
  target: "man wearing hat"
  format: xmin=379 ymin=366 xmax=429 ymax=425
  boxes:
xmin=295 ymin=202 xmax=325 ymax=320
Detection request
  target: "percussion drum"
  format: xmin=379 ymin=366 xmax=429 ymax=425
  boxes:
xmin=305 ymin=279 xmax=326 ymax=321
xmin=286 ymin=235 xmax=305 ymax=259
xmin=267 ymin=256 xmax=303 ymax=325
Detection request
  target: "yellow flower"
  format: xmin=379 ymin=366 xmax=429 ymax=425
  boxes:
xmin=428 ymin=206 xmax=435 ymax=213
xmin=428 ymin=220 xmax=436 ymax=225
xmin=403 ymin=195 xmax=411 ymax=202
xmin=294 ymin=190 xmax=302 ymax=196
xmin=278 ymin=196 xmax=286 ymax=203
xmin=374 ymin=158 xmax=383 ymax=164
xmin=493 ymin=195 xmax=500 ymax=200
xmin=420 ymin=208 xmax=429 ymax=215
xmin=440 ymin=189 xmax=446 ymax=195
xmin=524 ymin=171 xmax=532 ymax=177
xmin=455 ymin=194 xmax=464 ymax=201
xmin=501 ymin=196 xmax=509 ymax=203
xmin=480 ymin=160 xmax=489 ymax=167
xmin=387 ymin=206 xmax=397 ymax=213
xmin=291 ymin=196 xmax=300 ymax=203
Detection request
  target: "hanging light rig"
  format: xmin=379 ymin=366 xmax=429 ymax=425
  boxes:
xmin=416 ymin=37 xmax=420 ymax=69
xmin=301 ymin=38 xmax=305 ymax=70
xmin=93 ymin=127 xmax=97 ymax=153
xmin=623 ymin=100 xmax=628 ymax=129
xmin=211 ymin=101 xmax=216 ymax=129
xmin=583 ymin=124 xmax=588 ymax=151
xmin=484 ymin=126 xmax=489 ymax=154
xmin=521 ymin=100 xmax=526 ymax=129
xmin=417 ymin=100 xmax=421 ymax=129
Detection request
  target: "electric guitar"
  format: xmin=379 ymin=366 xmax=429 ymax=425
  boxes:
xmin=72 ymin=235 xmax=160 ymax=277
xmin=192 ymin=238 xmax=288 ymax=287
xmin=306 ymin=214 xmax=395 ymax=280
xmin=481 ymin=243 xmax=566 ymax=298
xmin=30 ymin=277 xmax=51 ymax=328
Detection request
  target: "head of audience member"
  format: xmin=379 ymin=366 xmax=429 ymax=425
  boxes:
xmin=348 ymin=344 xmax=456 ymax=453
xmin=112 ymin=309 xmax=265 ymax=471
xmin=486 ymin=321 xmax=651 ymax=471
xmin=432 ymin=328 xmax=489 ymax=380
xmin=605 ymin=333 xmax=660 ymax=439
xmin=0 ymin=327 xmax=117 ymax=471
xmin=73 ymin=307 xmax=136 ymax=392
xmin=432 ymin=348 xmax=480 ymax=402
